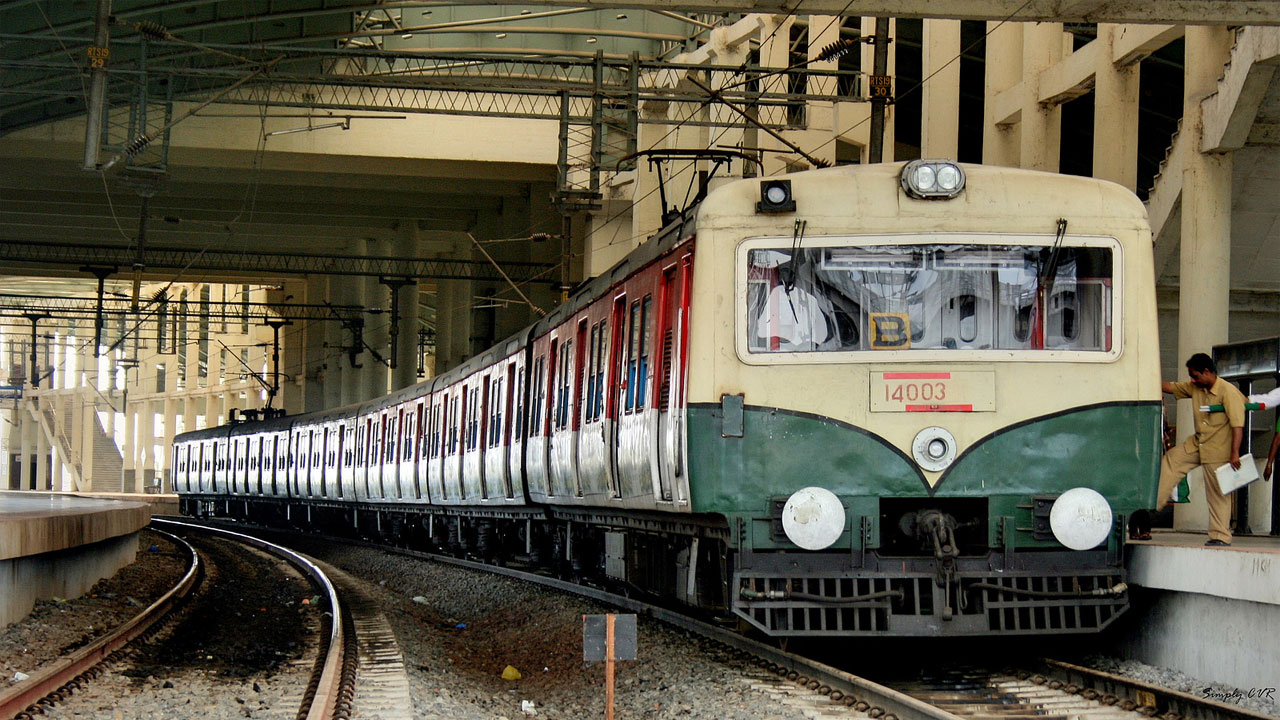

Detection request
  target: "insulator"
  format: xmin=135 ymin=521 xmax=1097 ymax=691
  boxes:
xmin=123 ymin=135 xmax=152 ymax=157
xmin=816 ymin=37 xmax=858 ymax=62
xmin=136 ymin=21 xmax=169 ymax=41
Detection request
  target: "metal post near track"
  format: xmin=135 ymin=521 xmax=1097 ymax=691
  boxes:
xmin=584 ymin=613 xmax=636 ymax=719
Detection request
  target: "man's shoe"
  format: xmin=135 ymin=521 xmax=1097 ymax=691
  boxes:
xmin=1205 ymin=539 xmax=1231 ymax=546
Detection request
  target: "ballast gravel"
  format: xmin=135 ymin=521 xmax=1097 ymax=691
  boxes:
xmin=282 ymin=538 xmax=833 ymax=720
xmin=1081 ymin=655 xmax=1280 ymax=718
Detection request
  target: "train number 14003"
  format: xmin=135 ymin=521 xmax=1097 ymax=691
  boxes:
xmin=885 ymin=382 xmax=946 ymax=403
xmin=869 ymin=371 xmax=996 ymax=413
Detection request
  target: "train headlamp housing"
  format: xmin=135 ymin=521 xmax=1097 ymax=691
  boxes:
xmin=911 ymin=426 xmax=957 ymax=472
xmin=900 ymin=159 xmax=965 ymax=199
xmin=1049 ymin=487 xmax=1114 ymax=550
xmin=780 ymin=486 xmax=845 ymax=550
xmin=757 ymin=179 xmax=796 ymax=213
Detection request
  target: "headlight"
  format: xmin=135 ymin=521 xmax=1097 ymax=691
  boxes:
xmin=780 ymin=486 xmax=846 ymax=550
xmin=901 ymin=159 xmax=965 ymax=199
xmin=1049 ymin=487 xmax=1114 ymax=550
xmin=911 ymin=426 xmax=957 ymax=472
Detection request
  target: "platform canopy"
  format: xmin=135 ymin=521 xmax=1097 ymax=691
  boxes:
xmin=520 ymin=0 xmax=1280 ymax=24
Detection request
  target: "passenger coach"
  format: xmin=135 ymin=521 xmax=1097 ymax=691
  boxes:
xmin=177 ymin=160 xmax=1161 ymax=637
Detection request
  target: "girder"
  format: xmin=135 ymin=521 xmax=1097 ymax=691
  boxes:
xmin=0 ymin=293 xmax=364 ymax=322
xmin=0 ymin=239 xmax=561 ymax=284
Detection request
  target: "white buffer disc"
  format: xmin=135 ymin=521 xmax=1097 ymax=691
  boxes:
xmin=1049 ymin=487 xmax=1114 ymax=551
xmin=781 ymin=487 xmax=846 ymax=550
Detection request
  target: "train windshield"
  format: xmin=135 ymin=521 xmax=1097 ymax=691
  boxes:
xmin=745 ymin=243 xmax=1113 ymax=354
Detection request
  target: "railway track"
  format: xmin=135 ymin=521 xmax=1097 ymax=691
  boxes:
xmin=151 ymin=518 xmax=364 ymax=720
xmin=0 ymin=521 xmax=383 ymax=720
xmin=166 ymin=518 xmax=1271 ymax=720
xmin=881 ymin=661 xmax=1277 ymax=720
xmin=0 ymin=528 xmax=200 ymax=720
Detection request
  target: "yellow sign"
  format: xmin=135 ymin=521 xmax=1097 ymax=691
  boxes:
xmin=869 ymin=74 xmax=892 ymax=99
xmin=87 ymin=46 xmax=109 ymax=69
xmin=869 ymin=313 xmax=910 ymax=350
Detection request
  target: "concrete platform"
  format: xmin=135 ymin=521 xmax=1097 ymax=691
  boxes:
xmin=1119 ymin=530 xmax=1280 ymax=693
xmin=0 ymin=491 xmax=150 ymax=628
xmin=71 ymin=492 xmax=179 ymax=518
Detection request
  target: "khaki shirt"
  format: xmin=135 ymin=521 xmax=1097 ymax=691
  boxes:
xmin=1170 ymin=377 xmax=1246 ymax=463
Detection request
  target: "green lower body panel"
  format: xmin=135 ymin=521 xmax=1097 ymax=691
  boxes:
xmin=685 ymin=400 xmax=1160 ymax=636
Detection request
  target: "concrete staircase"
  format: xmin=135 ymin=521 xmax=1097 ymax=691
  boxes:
xmin=32 ymin=395 xmax=125 ymax=492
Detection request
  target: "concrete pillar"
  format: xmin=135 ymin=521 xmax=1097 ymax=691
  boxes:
xmin=921 ymin=19 xmax=961 ymax=159
xmin=161 ymin=397 xmax=178 ymax=492
xmin=35 ymin=417 xmax=48 ymax=491
xmin=433 ymin=235 xmax=474 ymax=374
xmin=183 ymin=396 xmax=197 ymax=437
xmin=983 ymin=20 xmax=1023 ymax=166
xmin=122 ymin=395 xmax=136 ymax=491
xmin=363 ymin=239 xmax=389 ymax=401
xmin=138 ymin=400 xmax=155 ymax=491
xmin=19 ymin=406 xmax=34 ymax=490
xmin=1093 ymin=25 xmax=1140 ymax=191
xmin=805 ymin=15 xmax=839 ymax=167
xmin=1174 ymin=26 xmax=1234 ymax=532
xmin=393 ymin=221 xmax=421 ymax=391
xmin=302 ymin=275 xmax=329 ymax=413
xmin=50 ymin=437 xmax=63 ymax=491
xmin=333 ymin=246 xmax=362 ymax=407
xmin=80 ymin=396 xmax=95 ymax=491
xmin=1019 ymin=22 xmax=1065 ymax=172
xmin=861 ymin=17 xmax=895 ymax=163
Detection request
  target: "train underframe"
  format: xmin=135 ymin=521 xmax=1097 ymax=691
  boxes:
xmin=179 ymin=495 xmax=1128 ymax=638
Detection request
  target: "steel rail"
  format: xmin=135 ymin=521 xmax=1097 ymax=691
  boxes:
xmin=151 ymin=518 xmax=348 ymax=720
xmin=1038 ymin=658 xmax=1277 ymax=720
xmin=0 ymin=528 xmax=200 ymax=720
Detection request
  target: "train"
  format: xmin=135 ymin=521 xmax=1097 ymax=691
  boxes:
xmin=174 ymin=159 xmax=1163 ymax=637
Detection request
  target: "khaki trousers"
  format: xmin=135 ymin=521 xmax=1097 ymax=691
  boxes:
xmin=1156 ymin=443 xmax=1233 ymax=543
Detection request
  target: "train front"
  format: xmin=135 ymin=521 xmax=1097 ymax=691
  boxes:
xmin=684 ymin=161 xmax=1162 ymax=636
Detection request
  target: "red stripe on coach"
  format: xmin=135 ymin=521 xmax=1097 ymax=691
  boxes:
xmin=882 ymin=372 xmax=951 ymax=380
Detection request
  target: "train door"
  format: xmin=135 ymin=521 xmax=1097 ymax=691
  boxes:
xmin=608 ymin=296 xmax=626 ymax=498
xmin=403 ymin=404 xmax=419 ymax=500
xmin=502 ymin=363 xmax=515 ymax=499
xmin=427 ymin=395 xmax=444 ymax=502
xmin=616 ymin=294 xmax=654 ymax=499
xmin=656 ymin=257 xmax=691 ymax=503
xmin=414 ymin=400 xmax=427 ymax=500
xmin=478 ymin=378 xmax=491 ymax=500
xmin=385 ymin=409 xmax=399 ymax=500
xmin=248 ymin=436 xmax=259 ymax=495
xmin=527 ymin=351 xmax=551 ymax=499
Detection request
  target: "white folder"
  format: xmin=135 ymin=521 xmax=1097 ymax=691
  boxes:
xmin=1215 ymin=453 xmax=1260 ymax=494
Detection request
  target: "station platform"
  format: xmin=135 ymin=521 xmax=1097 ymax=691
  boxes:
xmin=0 ymin=491 xmax=150 ymax=628
xmin=1118 ymin=529 xmax=1280 ymax=694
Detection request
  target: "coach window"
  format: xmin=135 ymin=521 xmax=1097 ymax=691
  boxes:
xmin=556 ymin=340 xmax=573 ymax=430
xmin=490 ymin=376 xmax=503 ymax=447
xmin=449 ymin=395 xmax=460 ymax=454
xmin=625 ymin=297 xmax=651 ymax=412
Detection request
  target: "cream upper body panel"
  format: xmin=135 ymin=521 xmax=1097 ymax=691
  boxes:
xmin=685 ymin=162 xmax=1160 ymax=465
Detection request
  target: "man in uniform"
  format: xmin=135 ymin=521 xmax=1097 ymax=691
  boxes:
xmin=1157 ymin=353 xmax=1245 ymax=546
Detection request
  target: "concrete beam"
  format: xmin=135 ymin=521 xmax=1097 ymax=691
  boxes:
xmin=991 ymin=84 xmax=1023 ymax=127
xmin=1039 ymin=40 xmax=1100 ymax=106
xmin=492 ymin=1 xmax=1280 ymax=25
xmin=1112 ymin=24 xmax=1184 ymax=65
